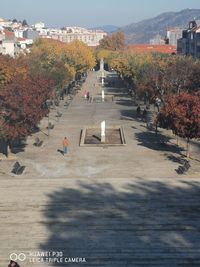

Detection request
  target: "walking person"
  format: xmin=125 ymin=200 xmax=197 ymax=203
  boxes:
xmin=63 ymin=137 xmax=69 ymax=154
xmin=84 ymin=90 xmax=87 ymax=101
xmin=86 ymin=91 xmax=90 ymax=101
xmin=136 ymin=105 xmax=141 ymax=119
xmin=142 ymin=108 xmax=147 ymax=122
xmin=155 ymin=97 xmax=161 ymax=112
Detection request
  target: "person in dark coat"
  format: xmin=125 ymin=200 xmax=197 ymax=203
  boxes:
xmin=8 ymin=260 xmax=20 ymax=267
xmin=136 ymin=105 xmax=141 ymax=118
xmin=86 ymin=91 xmax=90 ymax=101
xmin=142 ymin=108 xmax=147 ymax=122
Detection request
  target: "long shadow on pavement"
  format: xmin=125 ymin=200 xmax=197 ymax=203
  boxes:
xmin=135 ymin=131 xmax=183 ymax=154
xmin=40 ymin=180 xmax=200 ymax=267
xmin=115 ymin=99 xmax=135 ymax=107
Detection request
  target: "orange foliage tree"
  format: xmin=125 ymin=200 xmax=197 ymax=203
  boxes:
xmin=99 ymin=32 xmax=126 ymax=51
xmin=158 ymin=92 xmax=200 ymax=157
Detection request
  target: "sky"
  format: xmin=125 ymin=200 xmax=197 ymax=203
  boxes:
xmin=1 ymin=0 xmax=200 ymax=28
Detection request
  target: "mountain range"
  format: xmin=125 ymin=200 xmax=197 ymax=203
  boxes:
xmin=120 ymin=9 xmax=200 ymax=44
xmin=90 ymin=25 xmax=119 ymax=33
xmin=94 ymin=9 xmax=200 ymax=44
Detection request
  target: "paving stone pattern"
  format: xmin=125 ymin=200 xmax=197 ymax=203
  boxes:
xmin=0 ymin=71 xmax=200 ymax=267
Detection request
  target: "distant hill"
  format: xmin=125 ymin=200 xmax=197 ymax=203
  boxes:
xmin=90 ymin=25 xmax=119 ymax=33
xmin=120 ymin=9 xmax=200 ymax=44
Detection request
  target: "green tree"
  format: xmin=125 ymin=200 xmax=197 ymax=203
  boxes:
xmin=22 ymin=19 xmax=28 ymax=26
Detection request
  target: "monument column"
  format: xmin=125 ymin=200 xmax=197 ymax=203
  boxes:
xmin=100 ymin=58 xmax=104 ymax=71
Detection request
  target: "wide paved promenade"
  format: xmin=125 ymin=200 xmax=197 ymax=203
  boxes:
xmin=0 ymin=71 xmax=200 ymax=267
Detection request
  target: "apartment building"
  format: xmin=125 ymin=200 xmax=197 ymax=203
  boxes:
xmin=177 ymin=20 xmax=200 ymax=58
xmin=0 ymin=29 xmax=17 ymax=57
xmin=41 ymin=27 xmax=107 ymax=46
xmin=167 ymin=27 xmax=182 ymax=46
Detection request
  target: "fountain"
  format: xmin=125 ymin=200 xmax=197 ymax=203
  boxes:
xmin=102 ymin=77 xmax=104 ymax=86
xmin=102 ymin=90 xmax=105 ymax=102
xmin=100 ymin=59 xmax=104 ymax=72
xmin=101 ymin=121 xmax=106 ymax=143
xmin=80 ymin=122 xmax=126 ymax=147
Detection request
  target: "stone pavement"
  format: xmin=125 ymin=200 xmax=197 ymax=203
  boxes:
xmin=0 ymin=71 xmax=200 ymax=267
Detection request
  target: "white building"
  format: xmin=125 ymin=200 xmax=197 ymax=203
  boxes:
xmin=167 ymin=27 xmax=182 ymax=46
xmin=14 ymin=28 xmax=24 ymax=38
xmin=17 ymin=37 xmax=33 ymax=49
xmin=0 ymin=18 xmax=13 ymax=27
xmin=41 ymin=27 xmax=107 ymax=46
xmin=11 ymin=22 xmax=23 ymax=29
xmin=0 ymin=29 xmax=32 ymax=56
xmin=150 ymin=34 xmax=165 ymax=45
xmin=0 ymin=40 xmax=16 ymax=57
xmin=0 ymin=30 xmax=17 ymax=57
xmin=34 ymin=22 xmax=45 ymax=29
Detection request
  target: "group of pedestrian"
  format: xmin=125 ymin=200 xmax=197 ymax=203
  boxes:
xmin=136 ymin=105 xmax=152 ymax=128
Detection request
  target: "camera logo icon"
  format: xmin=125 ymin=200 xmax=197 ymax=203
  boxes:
xmin=10 ymin=253 xmax=26 ymax=262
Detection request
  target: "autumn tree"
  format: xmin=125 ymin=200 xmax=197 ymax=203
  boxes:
xmin=187 ymin=60 xmax=200 ymax=92
xmin=158 ymin=92 xmax=200 ymax=157
xmin=0 ymin=74 xmax=54 ymax=154
xmin=0 ymin=56 xmax=16 ymax=86
xmin=29 ymin=39 xmax=95 ymax=92
xmin=0 ymin=54 xmax=30 ymax=88
xmin=96 ymin=49 xmax=112 ymax=61
xmin=28 ymin=39 xmax=74 ymax=91
xmin=66 ymin=40 xmax=96 ymax=75
xmin=0 ymin=37 xmax=96 ymax=156
xmin=107 ymin=50 xmax=200 ymax=102
xmin=99 ymin=32 xmax=126 ymax=51
xmin=163 ymin=56 xmax=194 ymax=94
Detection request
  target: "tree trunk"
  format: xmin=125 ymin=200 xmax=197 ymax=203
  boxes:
xmin=7 ymin=144 xmax=11 ymax=158
xmin=0 ymin=138 xmax=8 ymax=157
xmin=155 ymin=121 xmax=158 ymax=136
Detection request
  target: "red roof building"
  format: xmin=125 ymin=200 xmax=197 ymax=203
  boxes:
xmin=127 ymin=44 xmax=177 ymax=54
xmin=2 ymin=29 xmax=15 ymax=40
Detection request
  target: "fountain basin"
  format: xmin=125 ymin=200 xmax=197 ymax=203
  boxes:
xmin=92 ymin=95 xmax=114 ymax=103
xmin=80 ymin=126 xmax=126 ymax=147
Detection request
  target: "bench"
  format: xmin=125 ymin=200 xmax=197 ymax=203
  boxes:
xmin=56 ymin=111 xmax=62 ymax=118
xmin=47 ymin=122 xmax=54 ymax=130
xmin=33 ymin=137 xmax=43 ymax=147
xmin=176 ymin=160 xmax=191 ymax=174
xmin=11 ymin=162 xmax=25 ymax=175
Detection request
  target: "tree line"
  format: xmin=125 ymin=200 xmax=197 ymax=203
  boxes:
xmin=0 ymin=39 xmax=95 ymax=153
xmin=97 ymin=44 xmax=200 ymax=157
